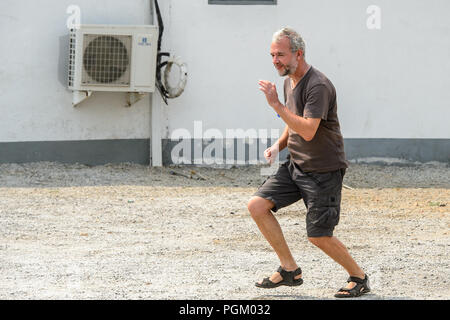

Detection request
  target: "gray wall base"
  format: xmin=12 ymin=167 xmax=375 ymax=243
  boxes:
xmin=0 ymin=139 xmax=150 ymax=165
xmin=0 ymin=138 xmax=448 ymax=166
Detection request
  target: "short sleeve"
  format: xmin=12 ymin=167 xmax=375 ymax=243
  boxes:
xmin=303 ymin=84 xmax=330 ymax=120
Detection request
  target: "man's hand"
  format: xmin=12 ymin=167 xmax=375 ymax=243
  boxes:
xmin=263 ymin=142 xmax=279 ymax=165
xmin=259 ymin=80 xmax=282 ymax=109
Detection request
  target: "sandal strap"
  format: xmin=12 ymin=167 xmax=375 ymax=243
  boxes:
xmin=347 ymin=275 xmax=366 ymax=284
xmin=338 ymin=287 xmax=353 ymax=292
xmin=336 ymin=285 xmax=362 ymax=297
xmin=277 ymin=266 xmax=302 ymax=283
xmin=338 ymin=282 xmax=366 ymax=294
xmin=336 ymin=275 xmax=370 ymax=297
xmin=260 ymin=277 xmax=274 ymax=286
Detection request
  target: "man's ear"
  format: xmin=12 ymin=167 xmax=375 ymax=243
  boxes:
xmin=297 ymin=50 xmax=304 ymax=60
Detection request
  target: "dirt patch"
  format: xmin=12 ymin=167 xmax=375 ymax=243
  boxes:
xmin=0 ymin=162 xmax=449 ymax=299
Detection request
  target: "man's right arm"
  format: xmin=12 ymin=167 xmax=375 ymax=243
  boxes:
xmin=277 ymin=125 xmax=289 ymax=151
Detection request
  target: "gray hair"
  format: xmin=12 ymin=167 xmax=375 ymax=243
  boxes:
xmin=272 ymin=27 xmax=306 ymax=57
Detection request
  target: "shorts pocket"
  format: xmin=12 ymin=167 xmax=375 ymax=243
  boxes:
xmin=307 ymin=207 xmax=339 ymax=228
xmin=306 ymin=194 xmax=341 ymax=228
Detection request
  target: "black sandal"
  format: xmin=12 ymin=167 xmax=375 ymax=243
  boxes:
xmin=255 ymin=266 xmax=303 ymax=288
xmin=334 ymin=274 xmax=370 ymax=298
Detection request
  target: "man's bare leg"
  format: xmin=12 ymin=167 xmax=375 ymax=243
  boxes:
xmin=308 ymin=236 xmax=365 ymax=295
xmin=247 ymin=196 xmax=302 ymax=283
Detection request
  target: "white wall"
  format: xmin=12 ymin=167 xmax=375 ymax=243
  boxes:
xmin=1 ymin=0 xmax=449 ymax=145
xmin=0 ymin=0 xmax=153 ymax=142
xmin=159 ymin=0 xmax=450 ymax=139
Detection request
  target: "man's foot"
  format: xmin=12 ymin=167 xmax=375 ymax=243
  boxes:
xmin=255 ymin=266 xmax=303 ymax=288
xmin=335 ymin=274 xmax=370 ymax=298
xmin=258 ymin=269 xmax=303 ymax=284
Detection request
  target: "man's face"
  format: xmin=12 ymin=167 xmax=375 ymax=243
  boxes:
xmin=270 ymin=37 xmax=299 ymax=77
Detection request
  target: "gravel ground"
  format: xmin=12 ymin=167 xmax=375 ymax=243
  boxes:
xmin=0 ymin=161 xmax=449 ymax=300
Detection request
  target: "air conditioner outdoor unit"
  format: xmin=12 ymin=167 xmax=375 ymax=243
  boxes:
xmin=68 ymin=24 xmax=159 ymax=106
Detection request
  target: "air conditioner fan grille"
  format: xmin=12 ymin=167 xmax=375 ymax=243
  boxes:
xmin=82 ymin=34 xmax=131 ymax=85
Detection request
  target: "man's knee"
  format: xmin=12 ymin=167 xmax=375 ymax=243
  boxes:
xmin=308 ymin=236 xmax=332 ymax=248
xmin=247 ymin=196 xmax=274 ymax=219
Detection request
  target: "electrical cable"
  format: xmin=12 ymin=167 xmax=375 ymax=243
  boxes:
xmin=153 ymin=0 xmax=187 ymax=105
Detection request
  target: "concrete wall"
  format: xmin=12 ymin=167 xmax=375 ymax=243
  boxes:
xmin=0 ymin=0 xmax=153 ymax=143
xmin=1 ymin=0 xmax=449 ymax=165
xmin=159 ymin=0 xmax=450 ymax=139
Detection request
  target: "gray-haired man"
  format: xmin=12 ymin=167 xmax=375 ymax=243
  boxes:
xmin=248 ymin=27 xmax=370 ymax=298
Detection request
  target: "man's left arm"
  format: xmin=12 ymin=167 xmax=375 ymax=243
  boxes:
xmin=259 ymin=80 xmax=321 ymax=142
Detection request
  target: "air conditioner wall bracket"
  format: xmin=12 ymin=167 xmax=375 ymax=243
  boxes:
xmin=126 ymin=92 xmax=147 ymax=107
xmin=72 ymin=90 xmax=92 ymax=107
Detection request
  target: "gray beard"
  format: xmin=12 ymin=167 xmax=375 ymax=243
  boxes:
xmin=278 ymin=62 xmax=297 ymax=77
xmin=278 ymin=68 xmax=289 ymax=76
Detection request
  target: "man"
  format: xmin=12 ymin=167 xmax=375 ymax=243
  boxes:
xmin=248 ymin=27 xmax=370 ymax=298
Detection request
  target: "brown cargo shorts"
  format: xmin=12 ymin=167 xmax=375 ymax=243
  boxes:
xmin=254 ymin=158 xmax=346 ymax=237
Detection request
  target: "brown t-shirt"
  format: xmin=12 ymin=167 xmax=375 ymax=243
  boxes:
xmin=284 ymin=66 xmax=348 ymax=173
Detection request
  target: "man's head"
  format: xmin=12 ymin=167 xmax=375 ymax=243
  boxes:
xmin=270 ymin=27 xmax=306 ymax=77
